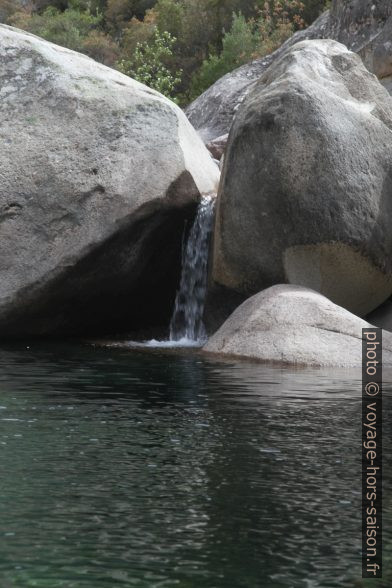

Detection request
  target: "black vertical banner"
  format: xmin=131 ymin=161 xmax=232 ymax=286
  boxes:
xmin=362 ymin=328 xmax=382 ymax=578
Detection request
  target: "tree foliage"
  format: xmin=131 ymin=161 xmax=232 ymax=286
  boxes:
xmin=117 ymin=29 xmax=182 ymax=99
xmin=1 ymin=0 xmax=329 ymax=104
xmin=10 ymin=4 xmax=102 ymax=53
xmin=190 ymin=13 xmax=258 ymax=100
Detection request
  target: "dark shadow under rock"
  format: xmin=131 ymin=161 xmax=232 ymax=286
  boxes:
xmin=0 ymin=200 xmax=197 ymax=339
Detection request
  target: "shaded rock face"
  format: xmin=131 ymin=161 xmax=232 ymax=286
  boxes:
xmin=204 ymin=285 xmax=392 ymax=367
xmin=328 ymin=0 xmax=392 ymax=55
xmin=185 ymin=52 xmax=281 ymax=143
xmin=206 ymin=134 xmax=228 ymax=161
xmin=328 ymin=0 xmax=392 ymax=93
xmin=186 ymin=0 xmax=392 ymax=141
xmin=329 ymin=2 xmax=391 ymax=38
xmin=210 ymin=40 xmax=392 ymax=319
xmin=367 ymin=298 xmax=392 ymax=332
xmin=0 ymin=25 xmax=219 ymax=338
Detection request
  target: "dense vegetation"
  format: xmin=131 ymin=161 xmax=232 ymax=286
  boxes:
xmin=0 ymin=0 xmax=328 ymax=103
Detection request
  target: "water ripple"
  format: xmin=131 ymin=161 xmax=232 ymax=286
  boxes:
xmin=0 ymin=342 xmax=391 ymax=587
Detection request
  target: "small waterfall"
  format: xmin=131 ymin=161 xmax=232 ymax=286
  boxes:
xmin=169 ymin=194 xmax=215 ymax=344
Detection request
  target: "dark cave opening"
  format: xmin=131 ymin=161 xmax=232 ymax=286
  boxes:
xmin=0 ymin=200 xmax=198 ymax=340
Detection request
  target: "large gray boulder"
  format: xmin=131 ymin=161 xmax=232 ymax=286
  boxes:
xmin=0 ymin=25 xmax=219 ymax=338
xmin=186 ymin=0 xmax=392 ymax=141
xmin=204 ymin=285 xmax=392 ymax=367
xmin=210 ymin=39 xmax=392 ymax=320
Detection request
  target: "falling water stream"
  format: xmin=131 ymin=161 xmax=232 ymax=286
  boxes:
xmin=169 ymin=194 xmax=215 ymax=345
xmin=125 ymin=194 xmax=215 ymax=349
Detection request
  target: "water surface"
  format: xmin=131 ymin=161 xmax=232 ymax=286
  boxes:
xmin=0 ymin=343 xmax=391 ymax=587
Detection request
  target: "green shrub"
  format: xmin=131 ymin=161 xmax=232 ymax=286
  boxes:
xmin=82 ymin=30 xmax=120 ymax=65
xmin=189 ymin=12 xmax=258 ymax=100
xmin=117 ymin=29 xmax=182 ymax=101
xmin=11 ymin=5 xmax=102 ymax=53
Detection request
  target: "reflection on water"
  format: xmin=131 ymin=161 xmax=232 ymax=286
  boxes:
xmin=0 ymin=343 xmax=390 ymax=588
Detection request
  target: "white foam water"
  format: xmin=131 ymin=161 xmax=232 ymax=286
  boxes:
xmin=130 ymin=337 xmax=200 ymax=349
xmin=169 ymin=194 xmax=215 ymax=344
xmin=124 ymin=195 xmax=215 ymax=350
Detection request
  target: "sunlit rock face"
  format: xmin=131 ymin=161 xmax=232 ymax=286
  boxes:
xmin=209 ymin=40 xmax=392 ymax=319
xmin=186 ymin=0 xmax=392 ymax=142
xmin=0 ymin=25 xmax=219 ymax=338
xmin=204 ymin=285 xmax=392 ymax=367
